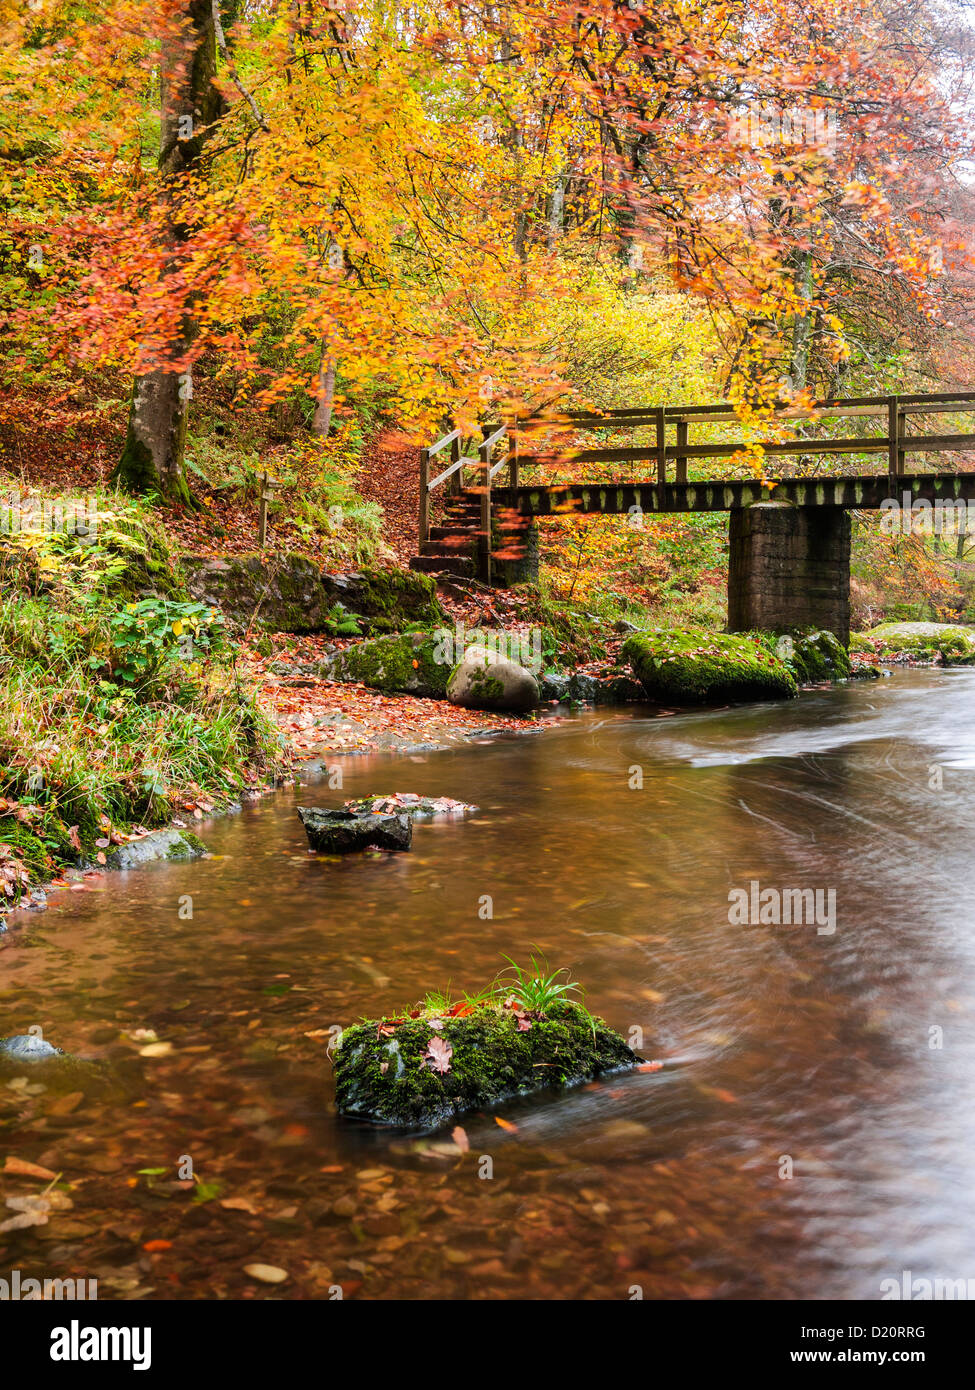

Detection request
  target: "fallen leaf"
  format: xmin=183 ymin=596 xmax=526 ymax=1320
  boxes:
xmin=494 ymin=1116 xmax=518 ymax=1133
xmin=451 ymin=1125 xmax=469 ymax=1153
xmin=423 ymin=1036 xmax=453 ymax=1075
xmin=3 ymin=1156 xmax=57 ymax=1180
xmin=142 ymin=1239 xmax=172 ymax=1252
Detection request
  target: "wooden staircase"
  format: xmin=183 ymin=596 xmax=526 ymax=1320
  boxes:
xmin=409 ymin=490 xmax=481 ymax=578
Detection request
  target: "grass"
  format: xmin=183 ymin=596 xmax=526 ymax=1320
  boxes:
xmin=0 ymin=487 xmax=282 ymax=903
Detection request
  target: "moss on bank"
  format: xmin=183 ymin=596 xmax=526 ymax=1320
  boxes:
xmin=623 ymin=627 xmax=798 ymax=705
xmin=0 ymin=488 xmax=281 ymax=902
xmin=335 ymin=998 xmax=637 ymax=1130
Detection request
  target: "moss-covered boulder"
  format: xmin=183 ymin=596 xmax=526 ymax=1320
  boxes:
xmin=760 ymin=629 xmax=852 ymax=683
xmin=334 ymin=998 xmax=638 ymax=1130
xmin=339 ymin=568 xmax=445 ymax=633
xmin=623 ymin=628 xmax=798 ymax=705
xmin=864 ymin=621 xmax=975 ymax=664
xmin=446 ymin=644 xmax=539 ymax=712
xmin=324 ymin=631 xmax=451 ymax=697
xmin=183 ymin=555 xmax=445 ymax=635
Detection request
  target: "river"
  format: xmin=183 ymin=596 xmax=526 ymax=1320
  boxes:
xmin=3 ymin=667 xmax=975 ymax=1300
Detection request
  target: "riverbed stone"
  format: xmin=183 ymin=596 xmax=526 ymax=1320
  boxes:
xmin=99 ymin=829 xmax=207 ymax=870
xmin=447 ymin=645 xmax=539 ymax=712
xmin=298 ymin=807 xmax=412 ymax=853
xmin=0 ymin=1035 xmax=62 ymax=1060
xmin=334 ymin=999 xmax=638 ymax=1129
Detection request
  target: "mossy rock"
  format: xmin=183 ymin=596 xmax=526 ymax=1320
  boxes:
xmin=183 ymin=556 xmax=445 ymax=635
xmin=864 ymin=622 xmax=975 ymax=664
xmin=623 ymin=627 xmax=798 ymax=705
xmin=334 ymin=999 xmax=638 ymax=1130
xmin=343 ymin=568 xmax=446 ymax=633
xmin=757 ymin=629 xmax=851 ymax=683
xmin=325 ymin=631 xmax=453 ymax=697
xmin=849 ymin=633 xmax=878 ymax=654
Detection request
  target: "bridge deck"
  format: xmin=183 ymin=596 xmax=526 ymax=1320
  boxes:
xmin=491 ymin=472 xmax=975 ymax=517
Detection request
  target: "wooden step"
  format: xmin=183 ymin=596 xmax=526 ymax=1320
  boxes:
xmin=429 ymin=524 xmax=481 ymax=540
xmin=409 ymin=554 xmax=476 ymax=577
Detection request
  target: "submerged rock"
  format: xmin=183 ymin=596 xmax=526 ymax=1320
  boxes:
xmin=298 ymin=807 xmax=412 ymax=853
xmin=863 ymin=621 xmax=975 ymax=664
xmin=624 ymin=628 xmax=797 ymax=705
xmin=447 ymin=645 xmax=539 ymax=712
xmin=0 ymin=1034 xmax=62 ymax=1060
xmin=334 ymin=1000 xmax=639 ymax=1130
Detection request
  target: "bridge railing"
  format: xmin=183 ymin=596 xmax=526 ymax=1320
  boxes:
xmin=513 ymin=390 xmax=975 ymax=494
xmin=418 ymin=421 xmax=517 ymax=580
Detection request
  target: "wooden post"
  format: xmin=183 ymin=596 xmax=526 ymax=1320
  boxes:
xmin=887 ymin=396 xmax=900 ymax=494
xmin=418 ymin=448 xmax=430 ymax=546
xmin=510 ymin=423 xmax=519 ymax=489
xmin=478 ymin=437 xmax=492 ymax=585
xmin=676 ymin=419 xmax=688 ymax=485
xmin=449 ymin=434 xmax=461 ymax=496
xmin=655 ymin=406 xmax=667 ymax=508
xmin=258 ymin=470 xmax=269 ymax=548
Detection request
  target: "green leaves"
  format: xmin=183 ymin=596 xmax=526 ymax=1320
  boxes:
xmin=107 ymin=598 xmax=225 ymax=689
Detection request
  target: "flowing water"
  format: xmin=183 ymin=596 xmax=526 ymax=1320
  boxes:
xmin=3 ymin=667 xmax=975 ymax=1300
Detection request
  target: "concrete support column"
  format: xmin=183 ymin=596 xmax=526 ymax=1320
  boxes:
xmin=728 ymin=501 xmax=850 ymax=645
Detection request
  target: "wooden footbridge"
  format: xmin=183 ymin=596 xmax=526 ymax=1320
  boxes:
xmin=411 ymin=389 xmax=975 ymax=642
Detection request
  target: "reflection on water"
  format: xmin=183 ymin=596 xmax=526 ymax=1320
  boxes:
xmin=2 ymin=668 xmax=975 ymax=1299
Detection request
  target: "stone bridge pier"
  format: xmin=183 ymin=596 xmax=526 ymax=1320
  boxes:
xmin=727 ymin=501 xmax=851 ymax=647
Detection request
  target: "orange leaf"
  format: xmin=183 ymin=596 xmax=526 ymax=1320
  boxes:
xmin=142 ymin=1239 xmax=172 ymax=1252
xmin=494 ymin=1116 xmax=518 ymax=1132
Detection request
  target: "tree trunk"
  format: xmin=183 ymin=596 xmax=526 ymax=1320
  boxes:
xmin=113 ymin=0 xmax=220 ymax=505
xmin=313 ymin=346 xmax=336 ymax=437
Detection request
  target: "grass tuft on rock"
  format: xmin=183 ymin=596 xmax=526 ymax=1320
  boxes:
xmin=334 ymin=967 xmax=638 ymax=1130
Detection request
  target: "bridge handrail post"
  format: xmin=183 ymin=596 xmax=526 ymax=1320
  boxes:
xmin=418 ymin=448 xmax=430 ymax=546
xmin=449 ymin=433 xmax=462 ymax=496
xmin=655 ymin=406 xmax=667 ymax=508
xmin=478 ymin=436 xmax=493 ymax=585
xmin=675 ymin=419 xmax=688 ymax=485
xmin=887 ymin=395 xmax=904 ymax=493
xmin=510 ymin=422 xmax=520 ymax=489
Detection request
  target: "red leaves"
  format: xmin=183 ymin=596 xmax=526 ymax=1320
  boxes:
xmin=423 ymin=1036 xmax=453 ymax=1075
